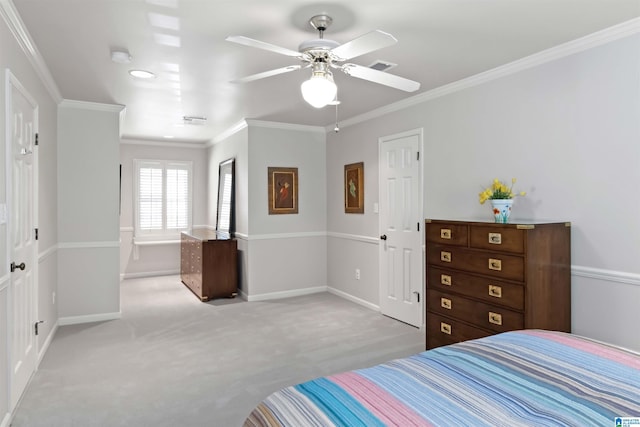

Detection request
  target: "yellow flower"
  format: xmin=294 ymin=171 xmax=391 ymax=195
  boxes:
xmin=478 ymin=178 xmax=525 ymax=205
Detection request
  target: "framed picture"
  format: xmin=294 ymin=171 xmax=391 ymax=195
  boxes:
xmin=344 ymin=162 xmax=364 ymax=214
xmin=268 ymin=167 xmax=298 ymax=214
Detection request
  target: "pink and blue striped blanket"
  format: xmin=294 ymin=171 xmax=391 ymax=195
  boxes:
xmin=244 ymin=330 xmax=640 ymax=426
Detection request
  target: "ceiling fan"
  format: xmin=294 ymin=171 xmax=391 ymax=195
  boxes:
xmin=226 ymin=15 xmax=421 ymax=108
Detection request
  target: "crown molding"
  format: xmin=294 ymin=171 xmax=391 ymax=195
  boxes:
xmin=0 ymin=0 xmax=62 ymax=103
xmin=121 ymin=137 xmax=207 ymax=149
xmin=212 ymin=118 xmax=326 ymax=145
xmin=246 ymin=119 xmax=326 ymax=134
xmin=336 ymin=17 xmax=640 ymax=131
xmin=59 ymin=99 xmax=125 ymax=112
xmin=211 ymin=119 xmax=248 ymax=146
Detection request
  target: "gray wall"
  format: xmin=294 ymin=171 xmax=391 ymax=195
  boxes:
xmin=327 ymin=34 xmax=640 ymax=351
xmin=119 ymin=141 xmax=209 ymax=279
xmin=58 ymin=101 xmax=122 ymax=322
xmin=207 ymin=127 xmax=249 ymax=291
xmin=245 ymin=123 xmax=327 ymax=299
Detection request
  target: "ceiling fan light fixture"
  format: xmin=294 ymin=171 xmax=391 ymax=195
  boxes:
xmin=301 ymin=63 xmax=337 ymax=108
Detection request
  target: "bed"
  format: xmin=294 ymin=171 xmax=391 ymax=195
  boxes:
xmin=243 ymin=329 xmax=640 ymax=426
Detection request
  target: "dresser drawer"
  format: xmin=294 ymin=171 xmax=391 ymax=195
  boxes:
xmin=469 ymin=225 xmax=524 ymax=254
xmin=426 ymin=312 xmax=493 ymax=349
xmin=427 ymin=244 xmax=524 ymax=281
xmin=427 ymin=289 xmax=524 ymax=333
xmin=427 ymin=266 xmax=524 ymax=310
xmin=425 ymin=222 xmax=468 ymax=247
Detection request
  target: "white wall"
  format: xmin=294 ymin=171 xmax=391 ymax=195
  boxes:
xmin=58 ymin=101 xmax=122 ymax=322
xmin=119 ymin=141 xmax=209 ymax=279
xmin=327 ymin=34 xmax=640 ymax=351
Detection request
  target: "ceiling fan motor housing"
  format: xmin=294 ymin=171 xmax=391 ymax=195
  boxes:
xmin=298 ymin=38 xmax=340 ymax=55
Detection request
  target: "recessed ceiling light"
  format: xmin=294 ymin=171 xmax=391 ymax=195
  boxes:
xmin=129 ymin=69 xmax=156 ymax=79
xmin=163 ymin=135 xmax=174 ymax=139
xmin=111 ymin=50 xmax=132 ymax=64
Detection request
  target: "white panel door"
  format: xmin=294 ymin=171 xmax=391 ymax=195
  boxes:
xmin=7 ymin=71 xmax=38 ymax=410
xmin=379 ymin=129 xmax=422 ymax=327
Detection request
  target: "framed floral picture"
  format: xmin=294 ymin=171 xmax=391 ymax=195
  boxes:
xmin=344 ymin=162 xmax=364 ymax=214
xmin=268 ymin=167 xmax=298 ymax=214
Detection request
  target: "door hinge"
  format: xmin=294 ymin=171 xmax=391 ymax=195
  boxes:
xmin=35 ymin=133 xmax=39 ymax=146
xmin=35 ymin=320 xmax=44 ymax=336
xmin=35 ymin=228 xmax=38 ymax=240
xmin=416 ymin=151 xmax=419 ymax=161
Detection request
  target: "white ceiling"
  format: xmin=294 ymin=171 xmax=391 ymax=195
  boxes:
xmin=11 ymin=0 xmax=640 ymax=144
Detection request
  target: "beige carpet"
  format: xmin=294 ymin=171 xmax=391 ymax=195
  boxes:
xmin=11 ymin=275 xmax=425 ymax=427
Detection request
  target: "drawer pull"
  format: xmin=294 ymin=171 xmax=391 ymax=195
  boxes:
xmin=441 ymin=274 xmax=452 ymax=286
xmin=440 ymin=297 xmax=452 ymax=310
xmin=440 ymin=228 xmax=452 ymax=239
xmin=488 ymin=258 xmax=502 ymax=271
xmin=440 ymin=322 xmax=452 ymax=335
xmin=488 ymin=232 xmax=502 ymax=244
xmin=488 ymin=285 xmax=503 ymax=298
xmin=488 ymin=312 xmax=503 ymax=325
xmin=441 ymin=251 xmax=452 ymax=262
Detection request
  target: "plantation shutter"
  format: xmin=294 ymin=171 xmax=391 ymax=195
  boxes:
xmin=166 ymin=164 xmax=190 ymax=229
xmin=134 ymin=159 xmax=192 ymax=241
xmin=138 ymin=164 xmax=163 ymax=230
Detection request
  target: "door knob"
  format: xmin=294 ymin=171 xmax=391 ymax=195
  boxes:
xmin=10 ymin=262 xmax=25 ymax=272
xmin=380 ymin=234 xmax=387 ymax=240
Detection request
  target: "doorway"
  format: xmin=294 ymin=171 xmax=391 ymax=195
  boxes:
xmin=6 ymin=70 xmax=39 ymax=410
xmin=378 ymin=128 xmax=423 ymax=327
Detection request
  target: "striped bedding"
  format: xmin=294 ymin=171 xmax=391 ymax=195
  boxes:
xmin=244 ymin=330 xmax=640 ymax=426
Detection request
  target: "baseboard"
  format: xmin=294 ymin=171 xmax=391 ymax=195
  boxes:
xmin=121 ymin=269 xmax=180 ymax=280
xmin=327 ymin=287 xmax=380 ymax=312
xmin=245 ymin=286 xmax=327 ymax=302
xmin=1 ymin=411 xmax=10 ymax=427
xmin=58 ymin=311 xmax=121 ymax=326
xmin=38 ymin=320 xmax=59 ymax=364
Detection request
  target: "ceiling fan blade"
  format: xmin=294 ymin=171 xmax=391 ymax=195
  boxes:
xmin=231 ymin=65 xmax=301 ymax=83
xmin=341 ymin=64 xmax=420 ymax=92
xmin=226 ymin=35 xmax=303 ymax=58
xmin=330 ymin=30 xmax=397 ymax=61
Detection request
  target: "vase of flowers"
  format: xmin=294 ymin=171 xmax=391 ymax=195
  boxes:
xmin=478 ymin=178 xmax=525 ymax=223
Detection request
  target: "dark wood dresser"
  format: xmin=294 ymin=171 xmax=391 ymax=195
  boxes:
xmin=180 ymin=230 xmax=238 ymax=301
xmin=425 ymin=219 xmax=571 ymax=350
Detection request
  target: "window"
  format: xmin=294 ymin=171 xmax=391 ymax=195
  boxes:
xmin=134 ymin=159 xmax=192 ymax=241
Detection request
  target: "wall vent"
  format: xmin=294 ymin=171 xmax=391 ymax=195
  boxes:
xmin=368 ymin=60 xmax=397 ymax=72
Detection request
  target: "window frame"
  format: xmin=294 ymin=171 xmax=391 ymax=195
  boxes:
xmin=133 ymin=159 xmax=193 ymax=242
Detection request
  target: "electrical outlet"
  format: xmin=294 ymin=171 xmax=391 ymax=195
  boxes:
xmin=355 ymin=269 xmax=361 ymax=280
xmin=52 ymin=291 xmax=56 ymax=305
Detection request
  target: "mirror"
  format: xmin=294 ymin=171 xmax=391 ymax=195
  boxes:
xmin=216 ymin=158 xmax=235 ymax=238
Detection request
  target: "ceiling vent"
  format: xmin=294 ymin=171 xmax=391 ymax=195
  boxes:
xmin=183 ymin=116 xmax=207 ymax=125
xmin=368 ymin=60 xmax=397 ymax=72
